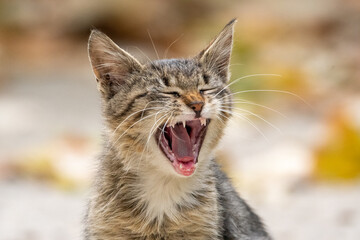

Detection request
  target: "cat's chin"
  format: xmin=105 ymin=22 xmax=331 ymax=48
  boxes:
xmin=155 ymin=118 xmax=210 ymax=177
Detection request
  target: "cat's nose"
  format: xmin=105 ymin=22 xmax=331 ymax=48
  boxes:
xmin=189 ymin=101 xmax=204 ymax=118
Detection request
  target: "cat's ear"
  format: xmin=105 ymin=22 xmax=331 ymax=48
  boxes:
xmin=196 ymin=19 xmax=236 ymax=81
xmin=88 ymin=30 xmax=143 ymax=98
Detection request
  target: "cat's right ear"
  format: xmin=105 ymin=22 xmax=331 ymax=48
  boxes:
xmin=88 ymin=30 xmax=143 ymax=99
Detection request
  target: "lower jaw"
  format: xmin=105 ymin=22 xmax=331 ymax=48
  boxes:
xmin=172 ymin=159 xmax=197 ymax=176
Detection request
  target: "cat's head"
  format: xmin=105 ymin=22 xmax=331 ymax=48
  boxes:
xmin=88 ymin=20 xmax=235 ymax=177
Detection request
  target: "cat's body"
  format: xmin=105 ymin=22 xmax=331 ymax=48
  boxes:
xmin=84 ymin=20 xmax=271 ymax=240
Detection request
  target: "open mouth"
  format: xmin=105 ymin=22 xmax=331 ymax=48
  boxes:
xmin=156 ymin=118 xmax=210 ymax=176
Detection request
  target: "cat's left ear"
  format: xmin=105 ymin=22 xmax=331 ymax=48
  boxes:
xmin=196 ymin=19 xmax=236 ymax=81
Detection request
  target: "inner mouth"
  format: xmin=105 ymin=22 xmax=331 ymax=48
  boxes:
xmin=156 ymin=118 xmax=210 ymax=176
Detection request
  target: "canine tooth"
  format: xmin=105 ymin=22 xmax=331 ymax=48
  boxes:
xmin=179 ymin=163 xmax=184 ymax=169
xmin=182 ymin=121 xmax=186 ymax=128
xmin=200 ymin=118 xmax=206 ymax=126
xmin=168 ymin=122 xmax=175 ymax=128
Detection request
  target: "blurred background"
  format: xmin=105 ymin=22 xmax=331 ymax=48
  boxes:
xmin=1 ymin=0 xmax=360 ymax=239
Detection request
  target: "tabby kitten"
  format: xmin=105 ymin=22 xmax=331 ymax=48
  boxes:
xmin=84 ymin=19 xmax=271 ymax=240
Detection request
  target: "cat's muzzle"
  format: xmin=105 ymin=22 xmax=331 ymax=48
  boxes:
xmin=156 ymin=118 xmax=210 ymax=176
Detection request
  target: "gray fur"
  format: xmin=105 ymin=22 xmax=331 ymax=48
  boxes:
xmin=84 ymin=19 xmax=272 ymax=239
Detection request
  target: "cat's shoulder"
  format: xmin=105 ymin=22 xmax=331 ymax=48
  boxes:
xmin=212 ymin=161 xmax=272 ymax=240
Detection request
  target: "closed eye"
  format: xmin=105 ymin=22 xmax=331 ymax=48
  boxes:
xmin=161 ymin=91 xmax=180 ymax=98
xmin=199 ymin=87 xmax=218 ymax=94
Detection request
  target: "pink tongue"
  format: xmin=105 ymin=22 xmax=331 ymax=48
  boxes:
xmin=170 ymin=125 xmax=194 ymax=161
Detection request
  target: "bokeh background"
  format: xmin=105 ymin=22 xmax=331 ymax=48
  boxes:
xmin=1 ymin=0 xmax=360 ymax=239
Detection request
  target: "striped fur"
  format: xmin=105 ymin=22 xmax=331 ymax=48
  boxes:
xmin=84 ymin=19 xmax=271 ymax=240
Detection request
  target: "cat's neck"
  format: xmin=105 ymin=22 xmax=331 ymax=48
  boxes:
xmin=138 ymin=161 xmax=212 ymax=221
xmin=100 ymin=147 xmax=215 ymax=223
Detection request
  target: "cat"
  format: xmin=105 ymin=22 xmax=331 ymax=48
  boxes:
xmin=84 ymin=19 xmax=271 ymax=240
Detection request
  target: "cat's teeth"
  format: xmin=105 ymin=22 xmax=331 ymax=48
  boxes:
xmin=179 ymin=163 xmax=184 ymax=170
xmin=168 ymin=122 xmax=175 ymax=128
xmin=200 ymin=117 xmax=207 ymax=126
xmin=182 ymin=121 xmax=186 ymax=128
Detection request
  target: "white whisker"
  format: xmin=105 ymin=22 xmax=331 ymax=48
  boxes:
xmin=214 ymin=74 xmax=282 ymax=97
xmin=221 ymin=106 xmax=282 ymax=134
xmin=218 ymin=108 xmax=269 ymax=141
xmin=128 ymin=46 xmax=154 ymax=64
xmin=111 ymin=105 xmax=167 ymax=138
xmin=219 ymin=89 xmax=311 ymax=107
xmin=164 ymin=34 xmax=184 ymax=59
xmin=139 ymin=111 xmax=172 ymax=168
xmin=110 ymin=110 xmax=167 ymax=150
xmin=222 ymin=99 xmax=288 ymax=119
xmin=147 ymin=29 xmax=160 ymax=60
